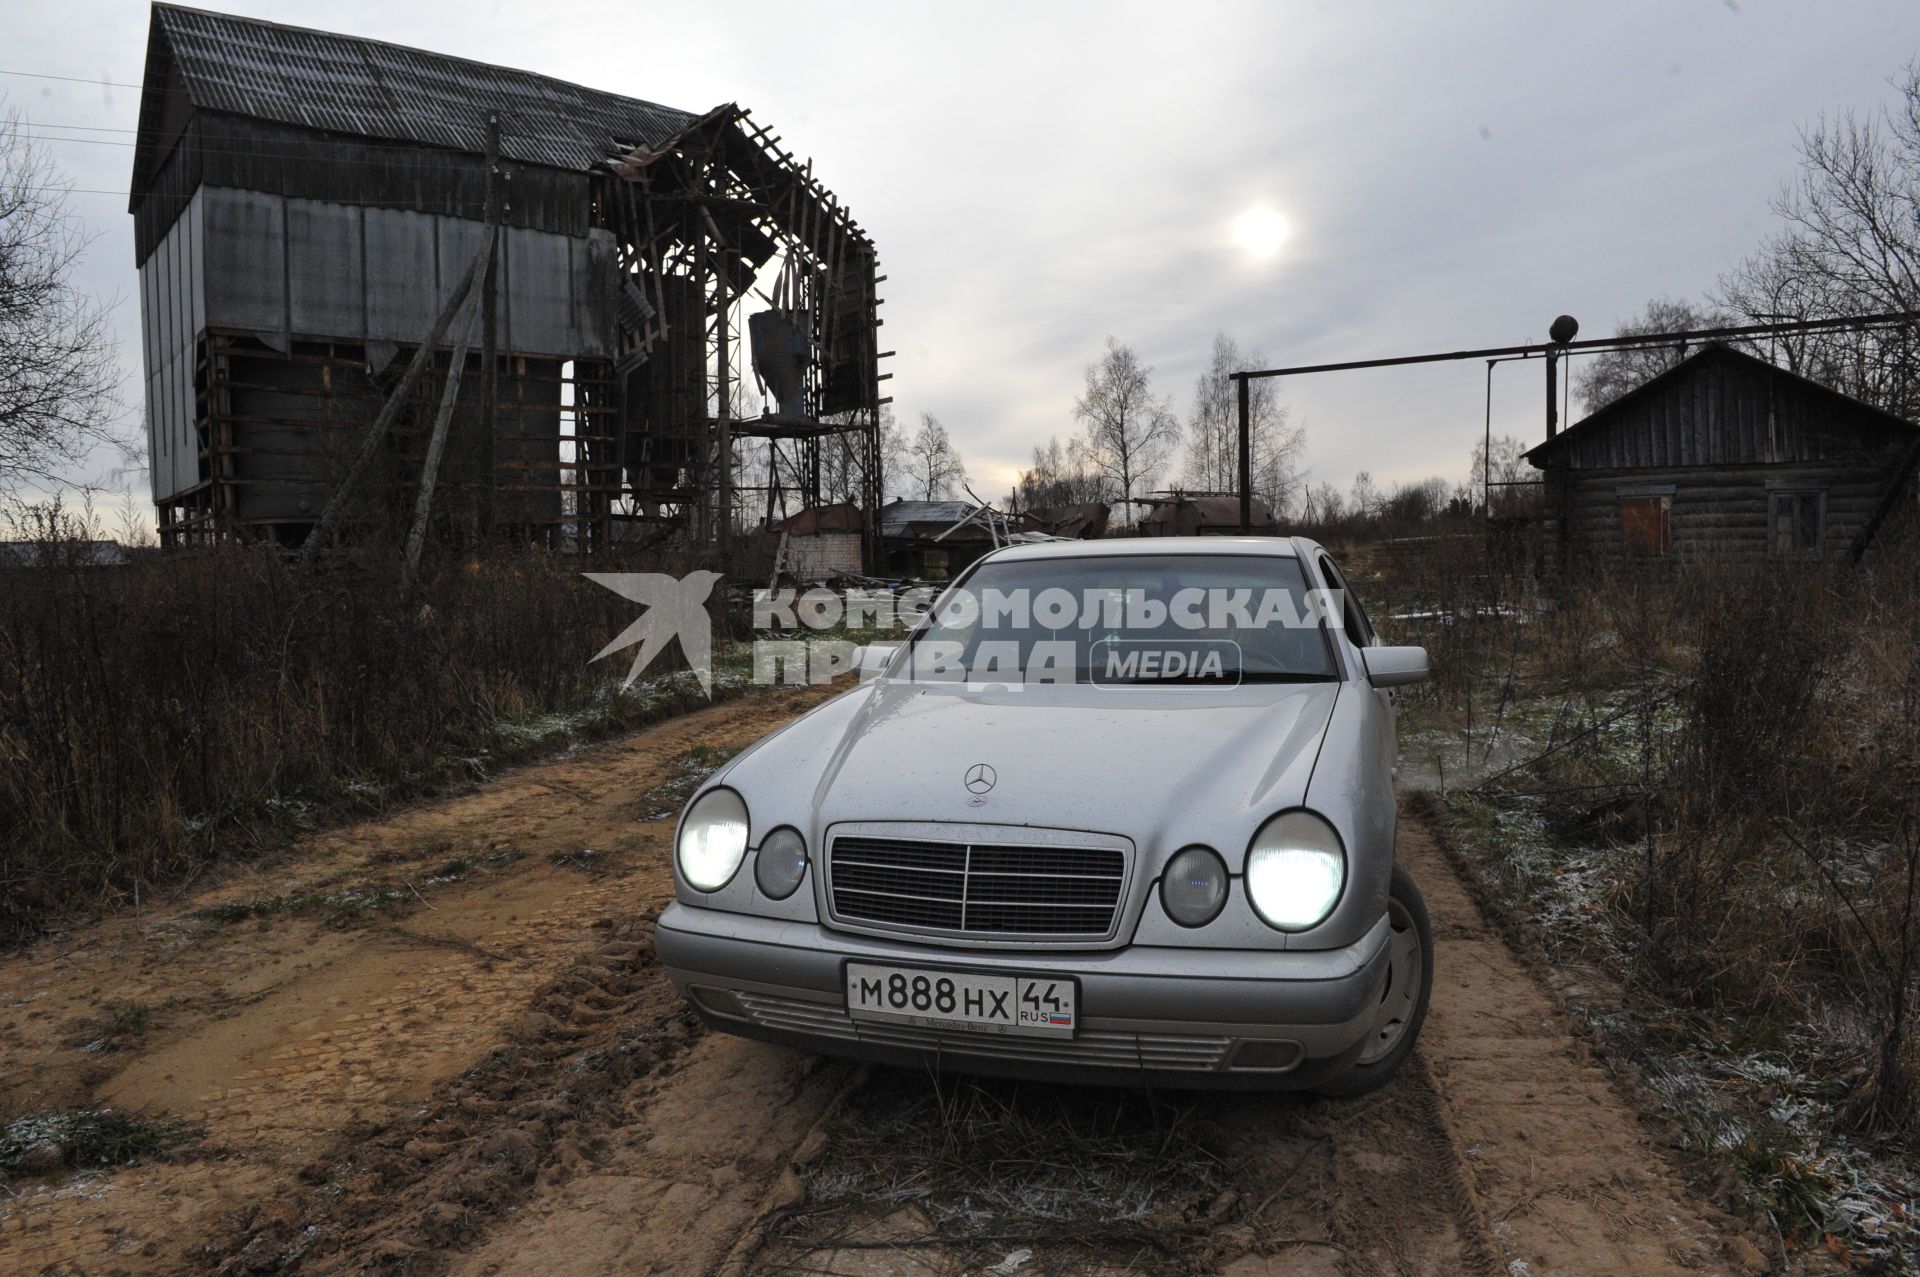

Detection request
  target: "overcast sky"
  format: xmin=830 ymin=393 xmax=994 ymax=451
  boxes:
xmin=11 ymin=0 xmax=1920 ymax=519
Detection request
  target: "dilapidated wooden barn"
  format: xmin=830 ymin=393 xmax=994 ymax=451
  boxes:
xmin=133 ymin=3 xmax=884 ymax=552
xmin=1525 ymin=344 xmax=1920 ymax=569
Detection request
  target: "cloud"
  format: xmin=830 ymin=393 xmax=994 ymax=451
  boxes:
xmin=10 ymin=0 xmax=1919 ymax=514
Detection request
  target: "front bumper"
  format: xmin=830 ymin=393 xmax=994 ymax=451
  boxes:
xmin=655 ymin=903 xmax=1393 ymax=1090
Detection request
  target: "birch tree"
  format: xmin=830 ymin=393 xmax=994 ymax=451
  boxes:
xmin=1183 ymin=332 xmax=1305 ymax=514
xmin=907 ymin=412 xmax=966 ymax=501
xmin=1075 ymin=338 xmax=1179 ymax=512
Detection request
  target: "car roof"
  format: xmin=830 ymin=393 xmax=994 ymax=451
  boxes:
xmin=981 ymin=535 xmax=1308 ymax=563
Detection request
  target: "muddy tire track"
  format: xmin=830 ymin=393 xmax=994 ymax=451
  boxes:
xmin=3 ymin=686 xmax=1766 ymax=1277
xmin=187 ymin=917 xmax=698 ymax=1275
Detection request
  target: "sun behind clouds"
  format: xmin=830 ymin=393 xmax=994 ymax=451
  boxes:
xmin=1232 ymin=205 xmax=1292 ymax=261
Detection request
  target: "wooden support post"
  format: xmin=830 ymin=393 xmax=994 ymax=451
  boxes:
xmin=716 ymin=256 xmax=733 ymax=552
xmin=298 ymin=237 xmax=494 ymax=570
xmin=1237 ymin=374 xmax=1252 ymax=534
xmin=478 ymin=111 xmax=501 ymax=543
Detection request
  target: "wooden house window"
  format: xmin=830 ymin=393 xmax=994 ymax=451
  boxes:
xmin=1768 ymin=490 xmax=1825 ymax=559
xmin=1619 ymin=495 xmax=1672 ymax=557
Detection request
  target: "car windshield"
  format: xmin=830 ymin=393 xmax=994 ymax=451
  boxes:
xmin=902 ymin=553 xmax=1340 ymax=685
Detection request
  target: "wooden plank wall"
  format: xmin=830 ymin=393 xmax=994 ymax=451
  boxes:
xmin=1549 ymin=350 xmax=1911 ymax=470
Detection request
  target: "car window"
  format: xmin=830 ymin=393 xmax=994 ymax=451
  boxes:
xmin=1317 ymin=555 xmax=1377 ymax=648
xmin=904 ymin=554 xmax=1339 ymax=684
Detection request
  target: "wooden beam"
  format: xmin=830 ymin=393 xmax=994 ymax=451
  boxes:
xmin=297 ymin=234 xmax=493 ymax=570
xmin=403 ymin=299 xmax=483 ymax=588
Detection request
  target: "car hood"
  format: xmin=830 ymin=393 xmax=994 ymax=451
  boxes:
xmin=723 ymin=679 xmax=1341 ymax=854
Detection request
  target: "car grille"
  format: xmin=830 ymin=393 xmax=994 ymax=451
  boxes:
xmin=828 ymin=835 xmax=1126 ymax=938
xmin=733 ymin=991 xmax=1233 ymax=1072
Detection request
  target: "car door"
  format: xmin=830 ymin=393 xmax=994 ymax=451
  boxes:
xmin=1292 ymin=546 xmax=1398 ymax=937
xmin=1316 ymin=549 xmax=1399 ymax=789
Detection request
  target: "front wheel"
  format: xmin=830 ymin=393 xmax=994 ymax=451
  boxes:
xmin=1315 ymin=865 xmax=1433 ymax=1098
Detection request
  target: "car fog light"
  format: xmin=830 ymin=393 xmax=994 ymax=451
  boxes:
xmin=1161 ymin=846 xmax=1228 ymax=927
xmin=1246 ymin=811 xmax=1346 ymax=931
xmin=677 ymin=788 xmax=749 ymax=891
xmin=755 ymin=826 xmax=808 ymax=899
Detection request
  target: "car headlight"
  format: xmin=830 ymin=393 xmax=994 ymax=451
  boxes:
xmin=677 ymin=788 xmax=749 ymax=891
xmin=1245 ymin=811 xmax=1346 ymax=931
xmin=754 ymin=826 xmax=808 ymax=900
xmin=1160 ymin=846 xmax=1228 ymax=927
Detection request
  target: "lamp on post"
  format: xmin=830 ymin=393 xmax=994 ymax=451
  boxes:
xmin=1545 ymin=314 xmax=1579 ymax=440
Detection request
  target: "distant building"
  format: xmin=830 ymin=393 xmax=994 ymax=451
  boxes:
xmin=1525 ymin=344 xmax=1920 ymax=569
xmin=774 ymin=503 xmax=864 ymax=581
xmin=1025 ymin=502 xmax=1111 ymax=540
xmin=1136 ymin=493 xmax=1278 ymax=537
xmin=877 ymin=499 xmax=1010 ymax=579
xmin=130 ymin=4 xmax=881 ymax=550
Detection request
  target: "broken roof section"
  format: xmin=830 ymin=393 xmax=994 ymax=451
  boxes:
xmin=138 ymin=2 xmax=700 ymax=189
xmin=880 ymin=500 xmax=1000 ymax=540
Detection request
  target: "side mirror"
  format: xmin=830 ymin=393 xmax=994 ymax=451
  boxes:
xmin=854 ymin=643 xmax=900 ymax=681
xmin=1362 ymin=645 xmax=1428 ymax=688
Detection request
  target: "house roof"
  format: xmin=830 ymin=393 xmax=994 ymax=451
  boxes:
xmin=1525 ymin=342 xmax=1918 ymax=465
xmin=143 ymin=4 xmax=703 ymax=175
xmin=778 ymin=502 xmax=863 ymax=536
xmin=879 ymin=500 xmax=1003 ymax=541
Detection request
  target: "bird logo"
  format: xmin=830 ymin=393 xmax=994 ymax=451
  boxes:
xmin=585 ymin=571 xmax=723 ymax=695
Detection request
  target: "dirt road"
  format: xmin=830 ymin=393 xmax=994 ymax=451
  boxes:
xmin=2 ymin=686 xmax=1765 ymax=1276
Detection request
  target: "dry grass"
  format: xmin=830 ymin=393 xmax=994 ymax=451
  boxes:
xmin=1378 ymin=525 xmax=1920 ymax=1259
xmin=0 ymin=516 xmax=729 ymax=944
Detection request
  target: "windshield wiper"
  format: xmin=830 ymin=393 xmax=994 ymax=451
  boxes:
xmin=1087 ymin=671 xmax=1334 ymax=685
xmin=1237 ymin=671 xmax=1338 ymax=684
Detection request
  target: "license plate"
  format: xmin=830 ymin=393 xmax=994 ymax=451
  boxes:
xmin=845 ymin=962 xmax=1077 ymax=1038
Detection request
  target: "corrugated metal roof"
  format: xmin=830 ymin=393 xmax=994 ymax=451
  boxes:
xmin=151 ymin=4 xmax=703 ymax=172
xmin=880 ymin=500 xmax=1003 ymax=540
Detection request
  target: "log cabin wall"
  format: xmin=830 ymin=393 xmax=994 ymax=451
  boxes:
xmin=1528 ymin=344 xmax=1919 ymax=573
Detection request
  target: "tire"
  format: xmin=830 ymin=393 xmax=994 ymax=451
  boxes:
xmin=1314 ymin=865 xmax=1434 ymax=1098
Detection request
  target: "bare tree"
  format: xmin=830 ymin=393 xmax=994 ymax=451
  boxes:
xmin=1349 ymin=470 xmax=1380 ymax=521
xmin=1571 ymin=297 xmax=1732 ymax=413
xmin=1183 ymin=332 xmax=1305 ymax=514
xmin=1013 ymin=434 xmax=1113 ymax=511
xmin=1075 ymin=338 xmax=1180 ymax=513
xmin=875 ymin=409 xmax=908 ymax=503
xmin=0 ymin=108 xmax=123 ymax=489
xmin=907 ymin=412 xmax=966 ymax=501
xmin=1304 ymin=480 xmax=1345 ymax=524
xmin=1468 ymin=433 xmax=1534 ymax=515
xmin=1717 ymin=63 xmax=1920 ymax=418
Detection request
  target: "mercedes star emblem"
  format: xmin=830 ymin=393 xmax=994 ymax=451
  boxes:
xmin=964 ymin=763 xmax=997 ymax=795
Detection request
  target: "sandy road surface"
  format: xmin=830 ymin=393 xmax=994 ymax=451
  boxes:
xmin=2 ymin=685 xmax=1763 ymax=1277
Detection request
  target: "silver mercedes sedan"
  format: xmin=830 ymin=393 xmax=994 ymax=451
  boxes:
xmin=655 ymin=537 xmax=1433 ymax=1093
